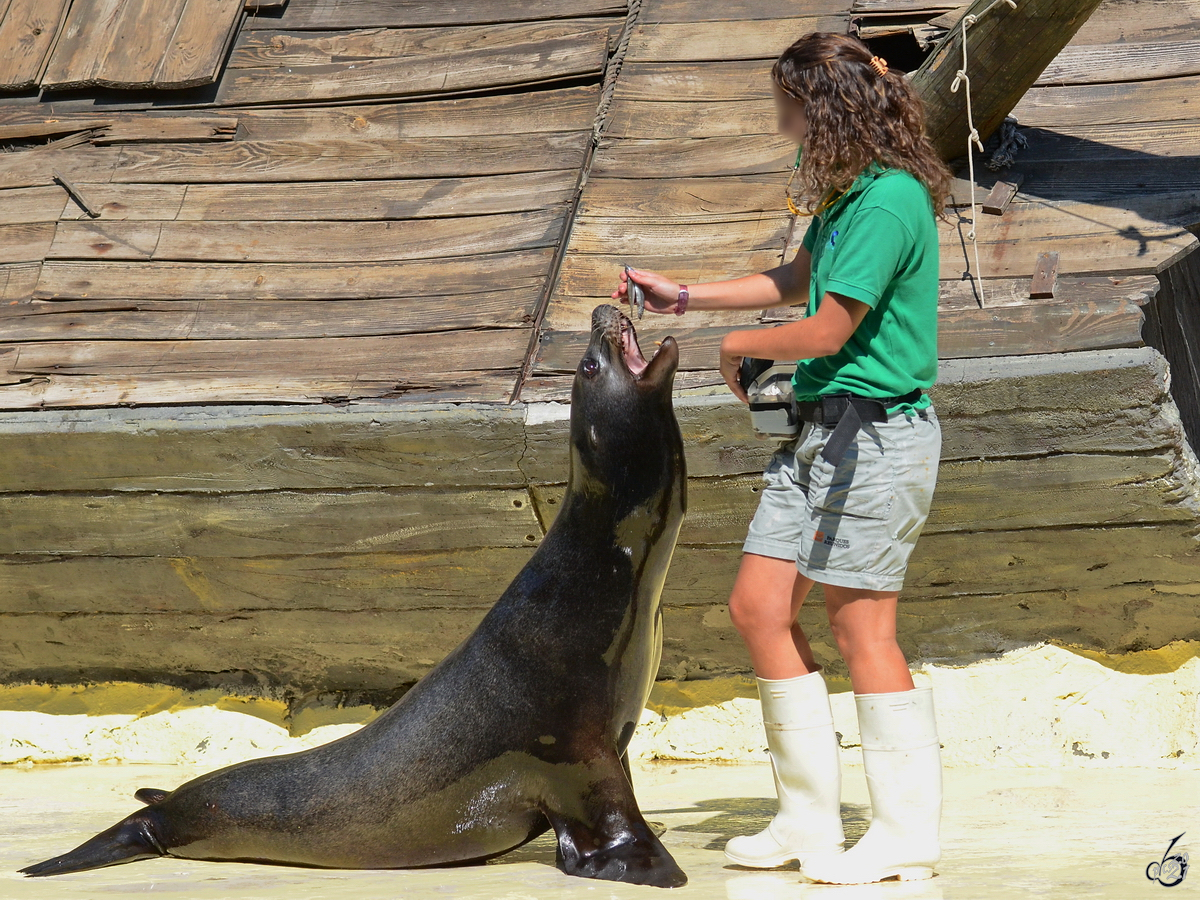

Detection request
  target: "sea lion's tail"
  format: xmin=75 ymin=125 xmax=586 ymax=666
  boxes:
xmin=19 ymin=812 xmax=164 ymax=877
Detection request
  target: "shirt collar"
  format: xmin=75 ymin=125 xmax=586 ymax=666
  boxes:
xmin=822 ymin=160 xmax=888 ymax=217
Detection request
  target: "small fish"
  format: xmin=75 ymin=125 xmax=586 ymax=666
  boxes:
xmin=624 ymin=264 xmax=645 ymax=319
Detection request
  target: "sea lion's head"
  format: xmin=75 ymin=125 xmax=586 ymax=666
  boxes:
xmin=568 ymin=304 xmax=683 ymax=504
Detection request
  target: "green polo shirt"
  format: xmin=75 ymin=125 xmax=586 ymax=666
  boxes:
xmin=791 ymin=160 xmax=937 ymax=415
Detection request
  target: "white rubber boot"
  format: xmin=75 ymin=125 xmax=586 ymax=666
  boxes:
xmin=723 ymin=668 xmax=846 ymax=867
xmin=799 ymin=685 xmax=942 ymax=884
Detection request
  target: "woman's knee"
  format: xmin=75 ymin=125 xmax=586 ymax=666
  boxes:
xmin=727 ymin=589 xmax=765 ymax=634
xmin=727 ymin=554 xmax=798 ymax=634
xmin=728 ymin=585 xmax=792 ymax=636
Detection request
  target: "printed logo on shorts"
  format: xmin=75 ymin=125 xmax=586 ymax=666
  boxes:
xmin=814 ymin=529 xmax=850 ymax=550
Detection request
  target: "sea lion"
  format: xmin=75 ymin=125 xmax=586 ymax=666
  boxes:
xmin=21 ymin=304 xmax=688 ymax=889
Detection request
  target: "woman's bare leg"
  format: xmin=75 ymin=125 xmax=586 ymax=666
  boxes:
xmin=728 ymin=553 xmax=821 ymax=678
xmin=823 ymin=584 xmax=914 ymax=693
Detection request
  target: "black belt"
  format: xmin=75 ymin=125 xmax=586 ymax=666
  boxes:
xmin=797 ymin=388 xmax=925 ymax=467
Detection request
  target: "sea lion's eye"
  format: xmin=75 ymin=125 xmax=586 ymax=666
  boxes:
xmin=582 ymin=358 xmax=600 ymax=377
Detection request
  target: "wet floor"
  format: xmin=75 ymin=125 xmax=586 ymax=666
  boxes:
xmin=1 ymin=760 xmax=1195 ymax=898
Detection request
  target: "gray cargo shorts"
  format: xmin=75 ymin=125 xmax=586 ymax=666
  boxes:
xmin=742 ymin=403 xmax=942 ymax=591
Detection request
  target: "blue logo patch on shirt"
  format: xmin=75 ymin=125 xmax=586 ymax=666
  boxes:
xmin=829 ymin=229 xmax=839 ymax=249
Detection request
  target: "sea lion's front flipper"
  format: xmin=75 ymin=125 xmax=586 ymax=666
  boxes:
xmin=543 ymin=758 xmax=687 ymax=888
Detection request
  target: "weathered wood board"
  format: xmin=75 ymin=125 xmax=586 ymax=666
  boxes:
xmin=0 ymin=0 xmax=71 ymax=91
xmin=3 ymin=331 xmax=532 ymax=380
xmin=41 ymin=0 xmax=245 ymax=91
xmin=0 ymin=294 xmax=541 ymax=342
xmin=46 ymin=210 xmax=567 ymax=263
xmin=228 ymin=20 xmax=621 ymax=69
xmin=31 ymin=250 xmax=556 ymax=301
xmin=247 ymin=0 xmax=628 ymax=29
xmin=214 ymin=32 xmax=609 ymax=105
xmin=1035 ymin=38 xmax=1200 ymax=85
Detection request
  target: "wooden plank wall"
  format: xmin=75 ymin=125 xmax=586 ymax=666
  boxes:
xmin=40 ymin=0 xmax=246 ymax=91
xmin=526 ymin=0 xmax=1200 ymax=400
xmin=0 ymin=4 xmax=625 ymax=408
xmin=0 ymin=0 xmax=245 ymax=92
xmin=0 ymin=0 xmax=1196 ymax=411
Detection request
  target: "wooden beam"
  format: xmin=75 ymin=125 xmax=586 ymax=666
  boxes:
xmin=1029 ymin=250 xmax=1060 ymax=299
xmin=530 ymin=452 xmax=1192 ymax=540
xmin=173 ymin=172 xmax=579 ymax=221
xmin=981 ymin=173 xmax=1021 ymax=215
xmin=1012 ymin=74 xmax=1200 ymax=128
xmin=0 ymin=186 xmax=70 ymax=225
xmin=910 ymin=0 xmax=1107 ymax=161
xmin=565 ymin=212 xmax=791 ymax=256
xmin=0 ymin=223 xmax=55 ymax=265
xmin=644 ymin=0 xmax=848 ymax=24
xmin=604 ymin=99 xmax=776 ymax=139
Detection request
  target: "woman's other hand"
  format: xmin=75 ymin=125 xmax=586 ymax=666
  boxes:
xmin=612 ymin=267 xmax=682 ymax=314
xmin=719 ymin=334 xmax=750 ymax=404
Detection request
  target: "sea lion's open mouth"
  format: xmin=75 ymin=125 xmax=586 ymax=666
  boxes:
xmin=589 ymin=303 xmax=675 ymax=384
xmin=618 ymin=313 xmax=649 ymax=377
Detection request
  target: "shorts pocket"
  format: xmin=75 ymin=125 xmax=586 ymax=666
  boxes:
xmin=809 ymin=426 xmax=896 ymax=521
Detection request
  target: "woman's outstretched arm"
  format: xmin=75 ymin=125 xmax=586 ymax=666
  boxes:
xmin=613 ymin=247 xmax=812 ymax=314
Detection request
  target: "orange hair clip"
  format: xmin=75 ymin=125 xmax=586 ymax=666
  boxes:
xmin=868 ymin=55 xmax=888 ymax=77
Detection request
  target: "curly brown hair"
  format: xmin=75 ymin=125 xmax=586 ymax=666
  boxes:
xmin=772 ymin=32 xmax=954 ymax=220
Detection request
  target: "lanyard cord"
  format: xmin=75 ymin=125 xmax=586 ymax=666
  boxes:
xmin=785 ymin=147 xmax=850 ymax=218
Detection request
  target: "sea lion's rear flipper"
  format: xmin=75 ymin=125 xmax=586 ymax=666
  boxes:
xmin=134 ymin=788 xmax=169 ymax=805
xmin=19 ymin=812 xmax=164 ymax=877
xmin=543 ymin=758 xmax=687 ymax=889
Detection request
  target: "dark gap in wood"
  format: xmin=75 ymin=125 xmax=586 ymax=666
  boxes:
xmin=850 ymin=20 xmax=936 ymax=73
xmin=1143 ymin=247 xmax=1200 ymax=449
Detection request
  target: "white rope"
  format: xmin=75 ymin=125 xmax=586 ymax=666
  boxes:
xmin=949 ymin=0 xmax=1016 ymax=308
